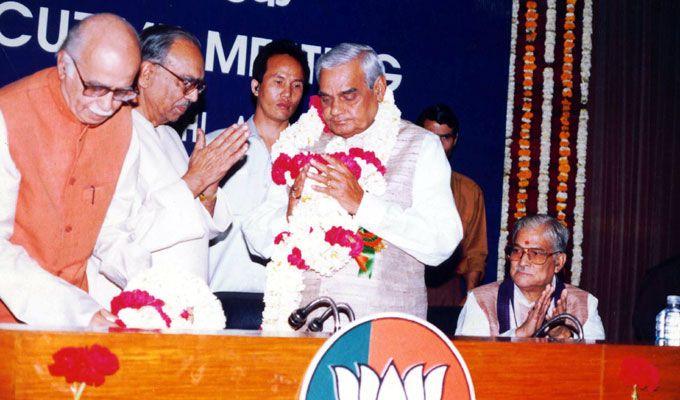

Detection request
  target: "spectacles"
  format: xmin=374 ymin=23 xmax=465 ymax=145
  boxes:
xmin=152 ymin=62 xmax=206 ymax=95
xmin=438 ymin=133 xmax=457 ymax=140
xmin=69 ymin=55 xmax=138 ymax=102
xmin=505 ymin=245 xmax=560 ymax=265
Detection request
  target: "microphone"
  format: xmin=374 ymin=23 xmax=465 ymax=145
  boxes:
xmin=288 ymin=297 xmax=338 ymax=330
xmin=308 ymin=302 xmax=355 ymax=332
xmin=533 ymin=313 xmax=585 ymax=340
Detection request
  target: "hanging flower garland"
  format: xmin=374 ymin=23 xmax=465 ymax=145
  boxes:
xmin=263 ymin=90 xmax=401 ymax=332
xmin=515 ymin=0 xmax=540 ymax=221
xmin=498 ymin=0 xmax=521 ymax=277
xmin=555 ymin=0 xmax=577 ymax=224
xmin=499 ymin=0 xmax=594 ymax=286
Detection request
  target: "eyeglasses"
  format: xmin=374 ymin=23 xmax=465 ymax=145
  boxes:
xmin=438 ymin=133 xmax=458 ymax=140
xmin=69 ymin=55 xmax=138 ymax=102
xmin=152 ymin=62 xmax=206 ymax=95
xmin=505 ymin=245 xmax=561 ymax=265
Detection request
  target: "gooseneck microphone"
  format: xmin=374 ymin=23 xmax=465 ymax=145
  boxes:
xmin=533 ymin=313 xmax=585 ymax=340
xmin=307 ymin=302 xmax=356 ymax=332
xmin=288 ymin=296 xmax=339 ymax=331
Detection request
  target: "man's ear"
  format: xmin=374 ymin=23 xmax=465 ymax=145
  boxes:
xmin=56 ymin=51 xmax=69 ymax=79
xmin=372 ymin=75 xmax=387 ymax=102
xmin=138 ymin=61 xmax=154 ymax=89
xmin=251 ymin=79 xmax=260 ymax=97
xmin=554 ymin=252 xmax=567 ymax=274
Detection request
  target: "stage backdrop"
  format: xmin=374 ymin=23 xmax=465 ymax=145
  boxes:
xmin=0 ymin=0 xmax=510 ymax=283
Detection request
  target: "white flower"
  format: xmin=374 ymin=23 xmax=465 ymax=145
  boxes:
xmin=333 ymin=362 xmax=448 ymax=400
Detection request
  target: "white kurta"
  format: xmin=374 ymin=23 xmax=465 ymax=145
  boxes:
xmin=455 ymin=279 xmax=606 ymax=341
xmin=88 ymin=110 xmax=232 ymax=306
xmin=241 ymin=129 xmax=461 ymax=267
xmin=0 ymin=109 xmax=134 ymax=327
xmin=207 ymin=116 xmax=271 ymax=293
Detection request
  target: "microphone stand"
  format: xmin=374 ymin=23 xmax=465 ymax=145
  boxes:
xmin=288 ymin=296 xmax=340 ymax=332
xmin=307 ymin=302 xmax=355 ymax=333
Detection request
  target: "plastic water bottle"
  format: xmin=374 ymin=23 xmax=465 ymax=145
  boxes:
xmin=655 ymin=295 xmax=680 ymax=346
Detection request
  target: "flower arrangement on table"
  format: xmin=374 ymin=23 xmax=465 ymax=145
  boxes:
xmin=262 ymin=90 xmax=401 ymax=332
xmin=110 ymin=267 xmax=226 ymax=330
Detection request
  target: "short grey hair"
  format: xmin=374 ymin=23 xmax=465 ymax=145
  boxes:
xmin=511 ymin=214 xmax=570 ymax=253
xmin=59 ymin=13 xmax=138 ymax=56
xmin=315 ymin=43 xmax=385 ymax=88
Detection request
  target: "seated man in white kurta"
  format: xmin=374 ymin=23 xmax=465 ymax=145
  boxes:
xmin=455 ymin=214 xmax=605 ymax=340
xmin=242 ymin=43 xmax=463 ymax=331
xmin=88 ymin=25 xmax=248 ymax=304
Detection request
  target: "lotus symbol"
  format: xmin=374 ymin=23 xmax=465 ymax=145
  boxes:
xmin=332 ymin=361 xmax=448 ymax=400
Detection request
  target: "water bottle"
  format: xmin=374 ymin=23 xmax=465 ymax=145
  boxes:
xmin=655 ymin=295 xmax=680 ymax=346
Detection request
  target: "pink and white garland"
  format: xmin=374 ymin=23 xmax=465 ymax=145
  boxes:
xmin=263 ymin=89 xmax=401 ymax=331
xmin=111 ymin=267 xmax=226 ymax=330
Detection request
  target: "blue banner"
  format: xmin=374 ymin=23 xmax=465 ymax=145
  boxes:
xmin=0 ymin=0 xmax=510 ymax=281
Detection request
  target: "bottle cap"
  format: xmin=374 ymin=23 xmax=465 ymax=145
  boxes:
xmin=668 ymin=295 xmax=680 ymax=305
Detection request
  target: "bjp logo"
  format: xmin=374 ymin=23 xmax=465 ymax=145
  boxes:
xmin=299 ymin=313 xmax=475 ymax=400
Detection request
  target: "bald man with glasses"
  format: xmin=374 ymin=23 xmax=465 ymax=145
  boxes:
xmin=86 ymin=24 xmax=249 ymax=309
xmin=455 ymin=214 xmax=605 ymax=340
xmin=0 ymin=14 xmax=141 ymax=327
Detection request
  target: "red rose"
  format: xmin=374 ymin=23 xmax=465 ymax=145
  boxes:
xmin=325 ymin=226 xmax=364 ymax=258
xmin=274 ymin=231 xmax=290 ymax=244
xmin=271 ymin=153 xmax=293 ymax=185
xmin=48 ymin=344 xmax=119 ymax=387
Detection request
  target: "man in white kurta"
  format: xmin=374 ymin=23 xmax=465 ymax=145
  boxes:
xmin=208 ymin=40 xmax=309 ymax=293
xmin=88 ymin=25 xmax=248 ymax=305
xmin=455 ymin=214 xmax=605 ymax=340
xmin=242 ymin=43 xmax=463 ymax=330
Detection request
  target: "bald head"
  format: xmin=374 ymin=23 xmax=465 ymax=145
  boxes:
xmin=57 ymin=13 xmax=141 ymax=126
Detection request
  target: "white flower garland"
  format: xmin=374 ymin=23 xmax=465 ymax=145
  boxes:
xmin=572 ymin=109 xmax=589 ymax=285
xmin=580 ymin=0 xmax=594 ymax=105
xmin=263 ymin=89 xmax=402 ymax=331
xmin=498 ymin=0 xmax=521 ymax=280
xmin=544 ymin=0 xmax=557 ymax=63
xmin=538 ymin=67 xmax=554 ymax=214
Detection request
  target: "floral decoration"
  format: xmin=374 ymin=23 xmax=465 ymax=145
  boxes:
xmin=262 ymin=89 xmax=401 ymax=331
xmin=111 ymin=267 xmax=226 ymax=330
xmin=499 ymin=0 xmax=594 ymax=285
xmin=48 ymin=344 xmax=119 ymax=399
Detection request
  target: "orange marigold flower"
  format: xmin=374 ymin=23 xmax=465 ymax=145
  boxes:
xmin=559 ymin=164 xmax=571 ymax=173
xmin=514 ymin=212 xmax=526 ymax=219
xmin=563 ymin=88 xmax=573 ymax=97
xmin=559 ymin=148 xmax=571 ymax=157
xmin=565 ymin=31 xmax=576 ymax=40
xmin=518 ymin=180 xmax=529 ymax=188
xmin=564 ymin=54 xmax=574 ymax=63
xmin=564 ymin=80 xmax=573 ymax=88
xmin=526 ymin=21 xmax=538 ymax=29
xmin=519 ymin=139 xmax=531 ymax=147
xmin=560 ymin=116 xmax=571 ymax=126
xmin=518 ymin=149 xmax=531 ymax=157
xmin=556 ymin=203 xmax=567 ymax=211
xmin=527 ymin=1 xmax=537 ymax=8
xmin=522 ymin=112 xmax=534 ymax=120
xmin=557 ymin=173 xmax=569 ymax=182
xmin=517 ymin=192 xmax=529 ymax=200
xmin=523 ymin=90 xmax=533 ymax=97
xmin=525 ymin=44 xmax=535 ymax=52
xmin=517 ymin=170 xmax=532 ymax=179
xmin=564 ymin=63 xmax=573 ymax=72
xmin=527 ymin=32 xmax=538 ymax=42
xmin=523 ymin=79 xmax=533 ymax=87
xmin=521 ymin=123 xmax=531 ymax=130
xmin=518 ymin=161 xmax=530 ymax=168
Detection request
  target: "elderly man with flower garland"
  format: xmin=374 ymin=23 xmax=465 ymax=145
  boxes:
xmin=455 ymin=214 xmax=605 ymax=340
xmin=243 ymin=43 xmax=463 ymax=331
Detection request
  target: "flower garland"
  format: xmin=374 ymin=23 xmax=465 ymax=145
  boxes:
xmin=515 ymin=0 xmax=539 ymax=221
xmin=555 ymin=0 xmax=577 ymax=224
xmin=263 ymin=89 xmax=402 ymax=332
xmin=111 ymin=267 xmax=226 ymax=330
xmin=498 ymin=0 xmax=521 ymax=278
xmin=537 ymin=67 xmax=554 ymax=214
xmin=499 ymin=0 xmax=593 ymax=286
xmin=544 ymin=0 xmax=557 ymax=63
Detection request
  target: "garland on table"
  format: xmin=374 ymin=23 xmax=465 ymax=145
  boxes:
xmin=263 ymin=89 xmax=401 ymax=332
xmin=498 ymin=0 xmax=594 ymax=285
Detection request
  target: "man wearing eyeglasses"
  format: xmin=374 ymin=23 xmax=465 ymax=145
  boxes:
xmin=455 ymin=214 xmax=605 ymax=340
xmin=0 ymin=14 xmax=141 ymax=327
xmin=87 ymin=25 xmax=249 ymax=308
